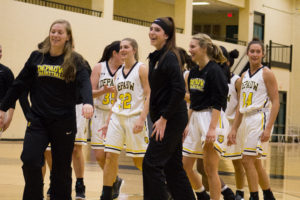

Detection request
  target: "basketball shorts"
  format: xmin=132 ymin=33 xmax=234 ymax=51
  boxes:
xmin=90 ymin=108 xmax=110 ymax=149
xmin=74 ymin=104 xmax=88 ymax=145
xmin=104 ymin=113 xmax=149 ymax=157
xmin=183 ymin=109 xmax=229 ymax=158
xmin=224 ymin=119 xmax=244 ymax=160
xmin=241 ymin=110 xmax=271 ymax=159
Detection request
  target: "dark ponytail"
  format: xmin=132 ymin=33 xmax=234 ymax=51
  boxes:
xmin=99 ymin=41 xmax=121 ymax=63
xmin=178 ymin=47 xmax=197 ymax=71
xmin=219 ymin=46 xmax=231 ymax=83
xmin=228 ymin=49 xmax=239 ymax=67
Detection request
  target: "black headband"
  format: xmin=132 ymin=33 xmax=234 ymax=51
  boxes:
xmin=153 ymin=18 xmax=172 ymax=37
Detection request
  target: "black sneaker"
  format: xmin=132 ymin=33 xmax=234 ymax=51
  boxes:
xmin=75 ymin=182 xmax=86 ymax=200
xmin=222 ymin=187 xmax=235 ymax=200
xmin=196 ymin=190 xmax=210 ymax=200
xmin=263 ymin=195 xmax=276 ymax=200
xmin=112 ymin=177 xmax=124 ymax=199
xmin=236 ymin=191 xmax=244 ymax=200
xmin=46 ymin=187 xmax=51 ymax=200
xmin=236 ymin=194 xmax=244 ymax=200
xmin=166 ymin=189 xmax=173 ymax=200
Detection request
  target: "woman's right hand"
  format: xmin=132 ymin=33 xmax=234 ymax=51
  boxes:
xmin=0 ymin=110 xmax=5 ymax=129
xmin=103 ymin=85 xmax=116 ymax=93
xmin=182 ymin=125 xmax=189 ymax=142
xmin=99 ymin=123 xmax=109 ymax=139
xmin=206 ymin=127 xmax=216 ymax=143
xmin=227 ymin=129 xmax=237 ymax=146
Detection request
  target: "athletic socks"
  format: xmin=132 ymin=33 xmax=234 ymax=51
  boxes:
xmin=76 ymin=178 xmax=84 ymax=185
xmin=250 ymin=191 xmax=259 ymax=200
xmin=195 ymin=185 xmax=206 ymax=193
xmin=236 ymin=190 xmax=244 ymax=199
xmin=101 ymin=186 xmax=113 ymax=200
xmin=221 ymin=185 xmax=235 ymax=200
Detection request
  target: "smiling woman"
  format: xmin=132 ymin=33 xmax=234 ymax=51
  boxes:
xmin=0 ymin=19 xmax=93 ymax=200
xmin=99 ymin=38 xmax=150 ymax=200
xmin=143 ymin=17 xmax=195 ymax=200
xmin=228 ymin=38 xmax=280 ymax=200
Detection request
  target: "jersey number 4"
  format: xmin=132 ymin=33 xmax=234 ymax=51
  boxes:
xmin=119 ymin=93 xmax=132 ymax=109
xmin=242 ymin=92 xmax=253 ymax=107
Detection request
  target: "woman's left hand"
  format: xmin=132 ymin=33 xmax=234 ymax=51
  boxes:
xmin=261 ymin=128 xmax=271 ymax=142
xmin=82 ymin=104 xmax=94 ymax=119
xmin=206 ymin=128 xmax=216 ymax=143
xmin=133 ymin=117 xmax=145 ymax=134
xmin=151 ymin=116 xmax=167 ymax=141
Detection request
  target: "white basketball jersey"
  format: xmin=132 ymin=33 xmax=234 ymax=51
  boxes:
xmin=112 ymin=62 xmax=145 ymax=116
xmin=94 ymin=61 xmax=119 ymax=110
xmin=225 ymin=74 xmax=240 ymax=120
xmin=239 ymin=66 xmax=270 ymax=113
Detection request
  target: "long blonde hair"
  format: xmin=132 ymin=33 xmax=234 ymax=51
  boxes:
xmin=192 ymin=33 xmax=226 ymax=64
xmin=39 ymin=19 xmax=76 ymax=82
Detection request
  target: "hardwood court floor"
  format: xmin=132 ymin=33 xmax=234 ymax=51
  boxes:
xmin=0 ymin=141 xmax=299 ymax=200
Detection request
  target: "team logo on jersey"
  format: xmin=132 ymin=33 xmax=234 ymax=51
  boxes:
xmin=37 ymin=64 xmax=64 ymax=80
xmin=227 ymin=94 xmax=231 ymax=102
xmin=144 ymin=137 xmax=149 ymax=144
xmin=117 ymin=81 xmax=135 ymax=91
xmin=99 ymin=78 xmax=114 ymax=87
xmin=190 ymin=78 xmax=205 ymax=91
xmin=242 ymin=80 xmax=258 ymax=91
xmin=217 ymin=135 xmax=224 ymax=144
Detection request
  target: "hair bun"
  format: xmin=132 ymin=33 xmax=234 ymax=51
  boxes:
xmin=229 ymin=49 xmax=239 ymax=59
xmin=220 ymin=46 xmax=229 ymax=59
xmin=252 ymin=37 xmax=261 ymax=42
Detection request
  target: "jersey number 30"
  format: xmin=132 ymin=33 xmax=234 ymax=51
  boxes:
xmin=119 ymin=93 xmax=132 ymax=109
xmin=242 ymin=92 xmax=253 ymax=107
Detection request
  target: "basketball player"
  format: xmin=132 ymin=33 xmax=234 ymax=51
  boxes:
xmin=72 ymin=65 xmax=91 ymax=199
xmin=182 ymin=33 xmax=229 ymax=200
xmin=100 ymin=38 xmax=150 ymax=200
xmin=221 ymin=47 xmax=246 ymax=200
xmin=228 ymin=38 xmax=279 ymax=200
xmin=90 ymin=41 xmax=124 ymax=199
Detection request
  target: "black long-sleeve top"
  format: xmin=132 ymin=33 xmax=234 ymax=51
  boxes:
xmin=188 ymin=60 xmax=228 ymax=111
xmin=0 ymin=50 xmax=93 ymax=119
xmin=0 ymin=63 xmax=15 ymax=108
xmin=19 ymin=59 xmax=92 ymax=121
xmin=148 ymin=47 xmax=187 ymax=122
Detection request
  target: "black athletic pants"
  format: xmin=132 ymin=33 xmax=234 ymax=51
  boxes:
xmin=21 ymin=114 xmax=76 ymax=200
xmin=143 ymin=112 xmax=195 ymax=200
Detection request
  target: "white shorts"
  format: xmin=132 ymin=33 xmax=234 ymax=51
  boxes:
xmin=183 ymin=110 xmax=229 ymax=158
xmin=90 ymin=108 xmax=110 ymax=149
xmin=75 ymin=104 xmax=88 ymax=145
xmin=104 ymin=113 xmax=149 ymax=157
xmin=223 ymin=119 xmax=244 ymax=160
xmin=240 ymin=110 xmax=271 ymax=159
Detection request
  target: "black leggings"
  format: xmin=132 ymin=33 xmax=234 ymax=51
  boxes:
xmin=21 ymin=114 xmax=76 ymax=200
xmin=143 ymin=112 xmax=195 ymax=200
